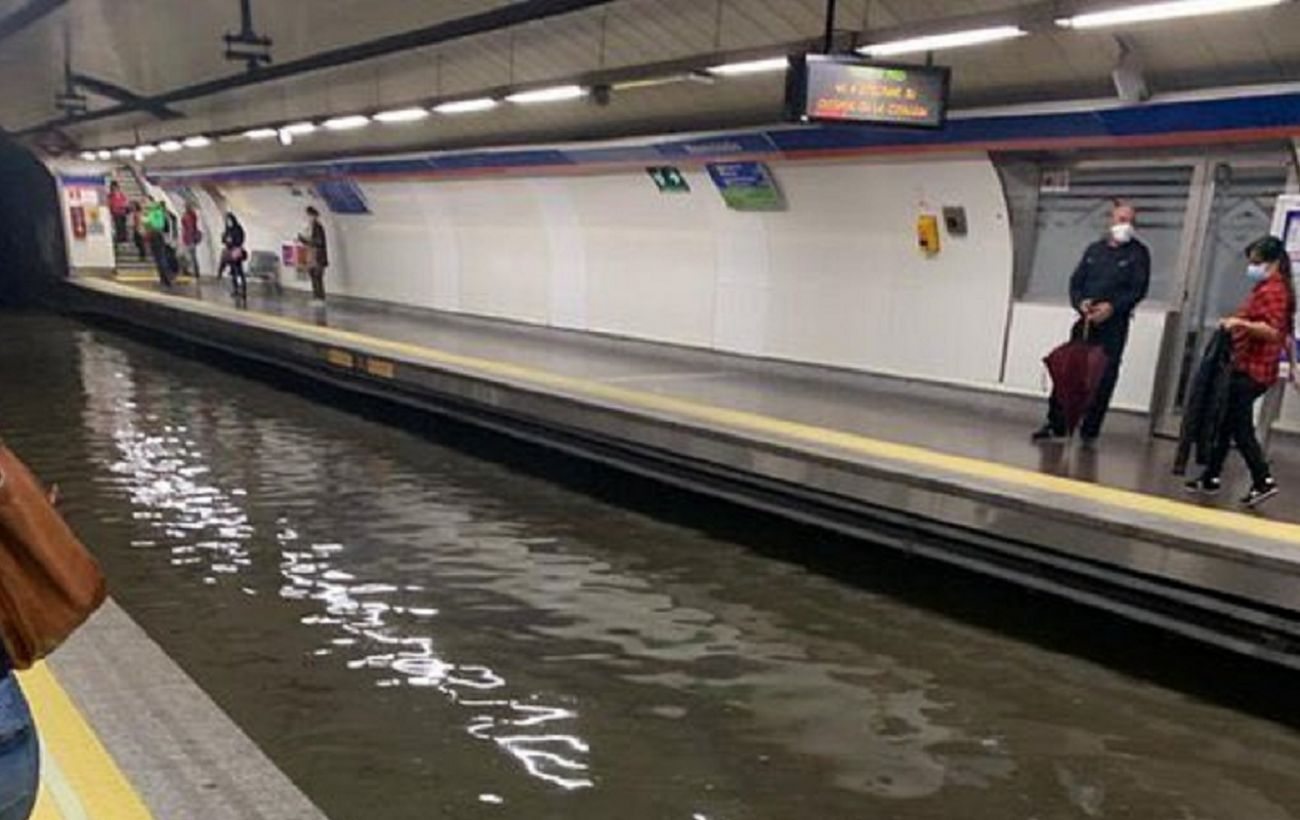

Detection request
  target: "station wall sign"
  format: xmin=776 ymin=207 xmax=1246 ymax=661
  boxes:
xmin=1272 ymin=193 xmax=1300 ymax=270
xmin=647 ymin=166 xmax=690 ymax=193
xmin=314 ymin=178 xmax=371 ymax=215
xmin=787 ymin=55 xmax=950 ymax=129
xmin=65 ymin=184 xmax=106 ymax=239
xmin=706 ymin=162 xmax=785 ymax=212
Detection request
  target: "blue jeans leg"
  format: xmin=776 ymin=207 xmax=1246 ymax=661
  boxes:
xmin=0 ymin=674 xmax=39 ymax=820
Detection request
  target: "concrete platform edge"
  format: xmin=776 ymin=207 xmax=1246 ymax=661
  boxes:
xmin=47 ymin=599 xmax=328 ymax=820
xmin=62 ymin=277 xmax=1300 ymax=669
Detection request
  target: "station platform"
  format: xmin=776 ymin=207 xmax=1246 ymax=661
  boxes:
xmin=61 ymin=271 xmax=1300 ymax=669
xmin=20 ymin=599 xmax=324 ymax=819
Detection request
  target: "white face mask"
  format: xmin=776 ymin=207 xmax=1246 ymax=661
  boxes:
xmin=1110 ymin=223 xmax=1135 ymax=244
xmin=1246 ymin=263 xmax=1271 ymax=283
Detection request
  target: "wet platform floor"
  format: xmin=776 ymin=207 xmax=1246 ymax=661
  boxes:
xmin=92 ymin=272 xmax=1300 ymax=526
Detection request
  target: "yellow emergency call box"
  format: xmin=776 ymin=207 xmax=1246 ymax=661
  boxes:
xmin=917 ymin=214 xmax=941 ymax=256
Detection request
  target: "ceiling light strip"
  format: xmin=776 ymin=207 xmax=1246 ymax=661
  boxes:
xmin=1057 ymin=0 xmax=1284 ymax=28
xmin=706 ymin=56 xmax=790 ymax=76
xmin=505 ymin=85 xmax=587 ymax=104
xmin=859 ymin=25 xmax=1027 ymax=56
xmin=434 ymin=97 xmax=499 ymax=114
xmin=374 ymin=107 xmax=430 ymax=123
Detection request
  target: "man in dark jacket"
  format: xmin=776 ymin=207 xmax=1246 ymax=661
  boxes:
xmin=1033 ymin=200 xmax=1151 ymax=444
xmin=299 ymin=205 xmax=329 ymax=303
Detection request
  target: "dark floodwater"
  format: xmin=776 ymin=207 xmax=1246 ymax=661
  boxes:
xmin=2 ymin=310 xmax=1300 ymax=820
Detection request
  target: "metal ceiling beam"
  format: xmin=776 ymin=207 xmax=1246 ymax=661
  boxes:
xmin=822 ymin=0 xmax=838 ymax=53
xmin=0 ymin=0 xmax=67 ymax=45
xmin=74 ymin=37 xmax=837 ymax=152
xmin=71 ymin=74 xmax=184 ymax=120
xmin=21 ymin=0 xmax=620 ymax=135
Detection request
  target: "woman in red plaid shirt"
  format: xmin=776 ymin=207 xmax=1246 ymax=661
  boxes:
xmin=1186 ymin=236 xmax=1296 ymax=507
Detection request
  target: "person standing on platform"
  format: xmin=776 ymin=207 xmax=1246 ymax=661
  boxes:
xmin=298 ymin=206 xmax=328 ymax=304
xmin=108 ymin=181 xmax=128 ymax=244
xmin=180 ymin=202 xmax=202 ymax=277
xmin=1033 ymin=200 xmax=1150 ymax=445
xmin=144 ymin=199 xmax=171 ymax=286
xmin=1185 ymin=236 xmax=1294 ymax=507
xmin=221 ymin=212 xmax=247 ymax=300
xmin=130 ymin=201 xmax=147 ymax=261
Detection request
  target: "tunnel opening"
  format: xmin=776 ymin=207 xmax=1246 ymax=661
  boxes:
xmin=0 ymin=133 xmax=66 ymax=306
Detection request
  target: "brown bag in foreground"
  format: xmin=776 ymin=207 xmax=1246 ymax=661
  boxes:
xmin=0 ymin=443 xmax=106 ymax=669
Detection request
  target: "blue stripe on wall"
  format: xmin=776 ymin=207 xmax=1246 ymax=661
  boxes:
xmin=149 ymin=91 xmax=1300 ymax=186
xmin=58 ymin=174 xmax=107 ymax=186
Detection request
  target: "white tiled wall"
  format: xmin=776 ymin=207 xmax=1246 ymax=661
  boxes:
xmin=192 ymin=154 xmax=1018 ymax=387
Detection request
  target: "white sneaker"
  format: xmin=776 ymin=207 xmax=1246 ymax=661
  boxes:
xmin=1242 ymin=478 xmax=1279 ymax=508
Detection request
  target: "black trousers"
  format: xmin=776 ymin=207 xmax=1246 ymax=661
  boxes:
xmin=1046 ymin=317 xmax=1130 ymax=438
xmin=229 ymin=261 xmax=246 ymax=297
xmin=309 ymin=267 xmax=326 ymax=301
xmin=149 ymin=232 xmax=169 ymax=285
xmin=1203 ymin=372 xmax=1271 ymax=485
xmin=112 ymin=213 xmax=127 ymax=243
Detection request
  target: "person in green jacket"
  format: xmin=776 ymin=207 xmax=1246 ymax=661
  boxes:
xmin=144 ymin=199 xmax=172 ymax=286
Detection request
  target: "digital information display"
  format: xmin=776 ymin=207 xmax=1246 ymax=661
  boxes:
xmin=787 ymin=55 xmax=950 ymax=129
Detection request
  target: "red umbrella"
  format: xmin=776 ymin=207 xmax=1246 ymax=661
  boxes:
xmin=1043 ymin=327 xmax=1110 ymax=434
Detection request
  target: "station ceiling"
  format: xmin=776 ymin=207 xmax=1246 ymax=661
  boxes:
xmin=1 ymin=0 xmax=1298 ymax=166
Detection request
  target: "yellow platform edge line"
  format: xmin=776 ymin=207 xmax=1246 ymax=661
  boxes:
xmin=30 ymin=779 xmax=62 ymax=820
xmin=38 ymin=744 xmax=89 ymax=820
xmin=79 ymin=276 xmax=1300 ymax=548
xmin=17 ymin=663 xmax=153 ymax=819
xmin=112 ymin=273 xmax=194 ymax=285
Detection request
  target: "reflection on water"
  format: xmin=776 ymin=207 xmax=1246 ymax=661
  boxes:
xmin=0 ymin=313 xmax=1298 ymax=820
xmin=80 ymin=339 xmax=594 ymax=791
xmin=76 ymin=332 xmax=977 ymax=801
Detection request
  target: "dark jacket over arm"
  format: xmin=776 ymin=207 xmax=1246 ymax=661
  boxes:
xmin=1173 ymin=328 xmax=1234 ymax=475
xmin=1068 ymin=251 xmax=1091 ymax=313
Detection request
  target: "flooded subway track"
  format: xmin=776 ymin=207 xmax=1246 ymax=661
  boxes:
xmin=2 ymin=310 xmax=1300 ymax=820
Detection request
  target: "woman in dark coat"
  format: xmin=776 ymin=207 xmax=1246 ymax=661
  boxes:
xmin=220 ymin=213 xmax=248 ymax=299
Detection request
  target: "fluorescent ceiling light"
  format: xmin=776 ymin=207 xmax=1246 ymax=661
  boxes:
xmin=611 ymin=73 xmax=714 ymax=91
xmin=706 ymin=56 xmax=790 ymax=76
xmin=115 ymin=148 xmax=134 ymax=157
xmin=611 ymin=75 xmax=679 ymax=91
xmin=79 ymin=151 xmax=96 ymax=161
xmin=374 ymin=107 xmax=430 ymax=123
xmin=506 ymin=85 xmax=586 ymax=104
xmin=134 ymin=144 xmax=158 ymax=156
xmin=323 ymin=114 xmax=370 ymax=131
xmin=183 ymin=135 xmax=212 ymax=148
xmin=96 ymin=150 xmax=112 ymax=160
xmin=244 ymin=127 xmax=279 ymax=140
xmin=159 ymin=140 xmax=183 ymax=152
xmin=434 ymin=97 xmax=498 ymax=114
xmin=282 ymin=121 xmax=317 ymax=135
xmin=859 ymin=25 xmax=1027 ymax=56
xmin=1057 ymin=0 xmax=1283 ymax=28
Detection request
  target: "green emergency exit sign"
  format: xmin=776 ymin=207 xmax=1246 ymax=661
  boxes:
xmin=647 ymin=166 xmax=690 ymax=194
